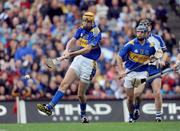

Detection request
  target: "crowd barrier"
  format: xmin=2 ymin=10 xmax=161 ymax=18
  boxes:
xmin=0 ymin=99 xmax=180 ymax=123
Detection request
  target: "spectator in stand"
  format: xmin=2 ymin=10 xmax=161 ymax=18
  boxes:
xmin=91 ymin=82 xmax=106 ymax=99
xmin=0 ymin=72 xmax=11 ymax=100
xmin=107 ymin=0 xmax=121 ymax=20
xmin=161 ymin=83 xmax=175 ymax=96
xmin=174 ymin=86 xmax=180 ymax=96
xmin=169 ymin=0 xmax=180 ymax=17
xmin=11 ymin=79 xmax=31 ymax=99
xmin=162 ymin=73 xmax=176 ymax=94
xmin=155 ymin=2 xmax=168 ymax=24
xmin=45 ymin=77 xmax=58 ymax=99
xmin=28 ymin=79 xmax=43 ymax=99
xmin=47 ymin=0 xmax=64 ymax=23
xmin=96 ymin=0 xmax=109 ymax=19
xmin=162 ymin=30 xmax=176 ymax=54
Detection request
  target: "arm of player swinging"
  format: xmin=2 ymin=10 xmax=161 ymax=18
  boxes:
xmin=57 ymin=44 xmax=93 ymax=62
xmin=65 ymin=27 xmax=82 ymax=52
xmin=65 ymin=37 xmax=77 ymax=52
xmin=69 ymin=44 xmax=93 ymax=57
xmin=46 ymin=30 xmax=80 ymax=68
xmin=52 ymin=38 xmax=76 ymax=61
xmin=69 ymin=32 xmax=101 ymax=57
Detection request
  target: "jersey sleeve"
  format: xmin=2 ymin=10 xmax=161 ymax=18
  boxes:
xmin=88 ymin=33 xmax=101 ymax=46
xmin=150 ymin=46 xmax=156 ymax=55
xmin=155 ymin=35 xmax=167 ymax=51
xmin=73 ymin=28 xmax=82 ymax=40
xmin=88 ymin=27 xmax=101 ymax=46
xmin=119 ymin=43 xmax=132 ymax=61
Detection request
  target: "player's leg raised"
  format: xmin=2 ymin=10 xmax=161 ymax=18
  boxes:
xmin=37 ymin=68 xmax=78 ymax=115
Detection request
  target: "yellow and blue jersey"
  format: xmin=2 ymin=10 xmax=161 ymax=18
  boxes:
xmin=73 ymin=25 xmax=101 ymax=60
xmin=119 ymin=38 xmax=156 ymax=72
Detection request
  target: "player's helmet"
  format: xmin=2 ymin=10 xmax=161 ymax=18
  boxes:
xmin=136 ymin=24 xmax=148 ymax=41
xmin=82 ymin=12 xmax=94 ymax=30
xmin=136 ymin=24 xmax=148 ymax=33
xmin=139 ymin=19 xmax=152 ymax=26
xmin=82 ymin=12 xmax=94 ymax=22
xmin=139 ymin=18 xmax=152 ymax=32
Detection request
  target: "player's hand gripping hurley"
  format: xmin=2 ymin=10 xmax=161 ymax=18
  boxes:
xmin=46 ymin=53 xmax=70 ymax=69
xmin=118 ymin=50 xmax=163 ymax=79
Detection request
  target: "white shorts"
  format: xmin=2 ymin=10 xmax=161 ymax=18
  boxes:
xmin=124 ymin=69 xmax=148 ymax=89
xmin=70 ymin=55 xmax=96 ymax=83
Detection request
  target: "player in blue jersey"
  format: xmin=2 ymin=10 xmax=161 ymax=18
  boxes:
xmin=37 ymin=12 xmax=101 ymax=123
xmin=117 ymin=24 xmax=156 ymax=122
xmin=133 ymin=19 xmax=167 ymax=122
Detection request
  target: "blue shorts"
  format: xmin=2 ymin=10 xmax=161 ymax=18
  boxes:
xmin=148 ymin=65 xmax=161 ymax=76
xmin=146 ymin=65 xmax=161 ymax=88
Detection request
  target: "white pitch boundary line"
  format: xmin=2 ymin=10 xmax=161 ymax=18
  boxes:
xmin=19 ymin=100 xmax=27 ymax=124
xmin=123 ymin=99 xmax=129 ymax=122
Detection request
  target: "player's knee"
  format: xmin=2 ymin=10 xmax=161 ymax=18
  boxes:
xmin=134 ymin=95 xmax=140 ymax=102
xmin=59 ymin=80 xmax=69 ymax=92
xmin=154 ymin=90 xmax=161 ymax=98
xmin=78 ymin=94 xmax=85 ymax=101
xmin=134 ymin=91 xmax=140 ymax=98
xmin=152 ymin=79 xmax=161 ymax=89
xmin=127 ymin=96 xmax=134 ymax=103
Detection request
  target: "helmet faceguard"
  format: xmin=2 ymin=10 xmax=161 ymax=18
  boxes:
xmin=82 ymin=12 xmax=94 ymax=30
xmin=136 ymin=25 xmax=148 ymax=41
xmin=139 ymin=19 xmax=152 ymax=32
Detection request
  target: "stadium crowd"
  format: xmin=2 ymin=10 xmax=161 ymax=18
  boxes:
xmin=0 ymin=0 xmax=179 ymax=100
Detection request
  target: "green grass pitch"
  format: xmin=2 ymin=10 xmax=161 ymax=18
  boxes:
xmin=1 ymin=122 xmax=180 ymax=131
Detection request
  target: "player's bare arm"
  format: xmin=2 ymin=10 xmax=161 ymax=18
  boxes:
xmin=46 ymin=37 xmax=77 ymax=69
xmin=63 ymin=37 xmax=77 ymax=55
xmin=116 ymin=55 xmax=126 ymax=78
xmin=61 ymin=44 xmax=93 ymax=60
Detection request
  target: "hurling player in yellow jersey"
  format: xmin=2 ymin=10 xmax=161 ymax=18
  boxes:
xmin=37 ymin=12 xmax=101 ymax=123
xmin=134 ymin=19 xmax=167 ymax=122
xmin=117 ymin=25 xmax=156 ymax=122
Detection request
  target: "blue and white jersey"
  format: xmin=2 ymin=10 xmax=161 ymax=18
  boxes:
xmin=73 ymin=25 xmax=101 ymax=60
xmin=147 ymin=33 xmax=167 ymax=51
xmin=119 ymin=38 xmax=156 ymax=72
xmin=147 ymin=33 xmax=167 ymax=76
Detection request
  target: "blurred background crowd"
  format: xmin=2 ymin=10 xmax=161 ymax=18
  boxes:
xmin=0 ymin=0 xmax=180 ymax=101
